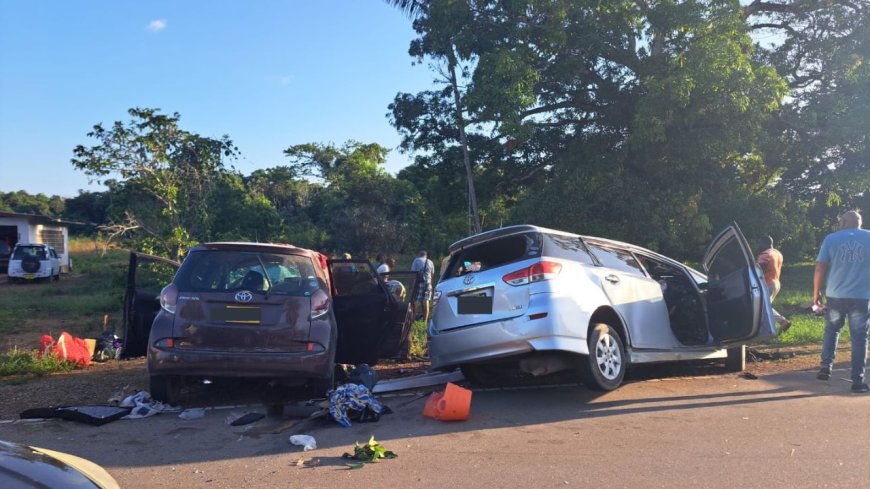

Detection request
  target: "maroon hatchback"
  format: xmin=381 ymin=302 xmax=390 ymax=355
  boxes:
xmin=122 ymin=243 xmax=419 ymax=403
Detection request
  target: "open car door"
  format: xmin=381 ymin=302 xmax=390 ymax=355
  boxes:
xmin=328 ymin=259 xmax=415 ymax=365
xmin=379 ymin=270 xmax=421 ymax=359
xmin=702 ymin=223 xmax=776 ymax=345
xmin=121 ymin=252 xmax=179 ymax=358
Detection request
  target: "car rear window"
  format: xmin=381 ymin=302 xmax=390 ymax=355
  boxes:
xmin=542 ymin=233 xmax=595 ymax=265
xmin=12 ymin=246 xmax=47 ymax=260
xmin=174 ymin=250 xmax=320 ymax=296
xmin=442 ymin=232 xmax=542 ymax=279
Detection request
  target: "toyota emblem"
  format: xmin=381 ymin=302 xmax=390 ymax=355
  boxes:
xmin=235 ymin=290 xmax=253 ymax=303
xmin=463 ymin=274 xmax=475 ymax=285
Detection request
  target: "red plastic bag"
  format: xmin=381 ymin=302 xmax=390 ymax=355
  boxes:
xmin=53 ymin=332 xmax=92 ymax=367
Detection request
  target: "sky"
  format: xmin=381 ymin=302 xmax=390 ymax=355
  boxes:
xmin=0 ymin=0 xmax=436 ymax=197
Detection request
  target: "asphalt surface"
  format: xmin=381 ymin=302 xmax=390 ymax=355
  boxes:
xmin=2 ymin=363 xmax=868 ymax=489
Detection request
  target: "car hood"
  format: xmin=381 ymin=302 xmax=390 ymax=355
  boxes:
xmin=0 ymin=440 xmax=120 ymax=489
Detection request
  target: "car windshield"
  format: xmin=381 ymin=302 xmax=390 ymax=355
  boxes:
xmin=12 ymin=246 xmax=47 ymax=260
xmin=173 ymin=250 xmax=320 ymax=296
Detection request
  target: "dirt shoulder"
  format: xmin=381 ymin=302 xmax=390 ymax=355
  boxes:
xmin=0 ymin=346 xmax=824 ymax=421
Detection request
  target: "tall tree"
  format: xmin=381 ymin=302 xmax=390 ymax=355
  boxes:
xmin=72 ymin=108 xmax=240 ymax=259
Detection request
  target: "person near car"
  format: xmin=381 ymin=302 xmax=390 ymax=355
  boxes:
xmin=813 ymin=210 xmax=870 ymax=393
xmin=410 ymin=250 xmax=435 ymax=324
xmin=756 ymin=236 xmax=791 ymax=334
xmin=375 ymin=254 xmax=387 ymax=274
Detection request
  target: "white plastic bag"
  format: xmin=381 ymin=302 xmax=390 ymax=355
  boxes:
xmin=289 ymin=435 xmax=317 ymax=451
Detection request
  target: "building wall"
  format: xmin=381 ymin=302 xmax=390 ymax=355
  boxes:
xmin=0 ymin=217 xmax=70 ymax=272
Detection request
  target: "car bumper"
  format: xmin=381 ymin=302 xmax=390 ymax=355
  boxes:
xmin=147 ymin=345 xmax=333 ymax=380
xmin=428 ymin=311 xmax=589 ymax=370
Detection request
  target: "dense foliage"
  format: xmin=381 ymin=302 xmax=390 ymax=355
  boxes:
xmin=3 ymin=1 xmax=866 ymax=263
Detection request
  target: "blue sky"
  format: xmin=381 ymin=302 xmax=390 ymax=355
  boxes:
xmin=0 ymin=0 xmax=436 ymax=197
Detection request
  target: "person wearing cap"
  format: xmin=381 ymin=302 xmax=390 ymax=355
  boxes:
xmin=813 ymin=210 xmax=870 ymax=393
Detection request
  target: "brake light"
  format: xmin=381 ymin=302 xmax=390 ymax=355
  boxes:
xmin=502 ymin=260 xmax=562 ymax=286
xmin=432 ymin=290 xmax=442 ymax=308
xmin=310 ymin=289 xmax=330 ymax=320
xmin=160 ymin=284 xmax=178 ymax=314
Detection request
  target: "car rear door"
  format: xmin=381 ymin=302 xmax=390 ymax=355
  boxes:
xmin=702 ymin=223 xmax=777 ymax=345
xmin=328 ymin=259 xmax=399 ymax=365
xmin=586 ymin=243 xmax=674 ymax=349
xmin=122 ymin=252 xmax=179 ymax=358
xmin=379 ymin=270 xmax=420 ymax=358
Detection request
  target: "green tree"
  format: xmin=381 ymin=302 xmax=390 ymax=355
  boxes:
xmin=72 ymin=108 xmax=240 ymax=260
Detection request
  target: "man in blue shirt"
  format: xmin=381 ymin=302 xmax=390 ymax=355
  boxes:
xmin=813 ymin=210 xmax=870 ymax=393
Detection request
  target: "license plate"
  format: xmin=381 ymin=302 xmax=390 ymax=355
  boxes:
xmin=25 ymin=274 xmax=35 ymax=280
xmin=457 ymin=295 xmax=492 ymax=314
xmin=213 ymin=306 xmax=261 ymax=324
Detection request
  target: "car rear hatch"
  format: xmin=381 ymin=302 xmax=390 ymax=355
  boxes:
xmin=431 ymin=230 xmax=543 ymax=333
xmin=170 ymin=250 xmax=319 ymax=353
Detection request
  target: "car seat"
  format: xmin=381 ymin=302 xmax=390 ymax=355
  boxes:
xmin=241 ymin=270 xmax=266 ymax=291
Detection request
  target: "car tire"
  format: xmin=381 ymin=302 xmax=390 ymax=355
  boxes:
xmin=579 ymin=323 xmax=626 ymax=391
xmin=150 ymin=375 xmax=182 ymax=405
xmin=725 ymin=345 xmax=746 ymax=372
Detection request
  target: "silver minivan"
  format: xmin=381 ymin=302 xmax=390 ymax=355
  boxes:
xmin=428 ymin=224 xmax=776 ymax=390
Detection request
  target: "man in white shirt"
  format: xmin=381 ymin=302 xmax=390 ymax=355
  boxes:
xmin=410 ymin=250 xmax=435 ymax=324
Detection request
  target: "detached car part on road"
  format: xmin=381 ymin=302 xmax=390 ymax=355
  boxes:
xmin=6 ymin=243 xmax=61 ymax=283
xmin=429 ymin=224 xmax=776 ymax=391
xmin=122 ymin=243 xmax=419 ymax=403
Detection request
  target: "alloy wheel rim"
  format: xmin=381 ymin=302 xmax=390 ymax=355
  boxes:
xmin=595 ymin=332 xmax=622 ymax=380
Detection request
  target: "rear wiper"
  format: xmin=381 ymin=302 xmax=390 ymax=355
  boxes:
xmin=255 ymin=256 xmax=273 ymax=299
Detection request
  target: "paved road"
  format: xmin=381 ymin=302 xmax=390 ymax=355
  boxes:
xmin=2 ymin=363 xmax=868 ymax=489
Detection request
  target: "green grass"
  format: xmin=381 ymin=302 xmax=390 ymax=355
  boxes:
xmin=763 ymin=262 xmax=845 ymax=346
xmin=0 ymin=240 xmax=128 ymax=342
xmin=409 ymin=319 xmax=428 ymax=358
xmin=0 ymin=347 xmax=76 ymax=378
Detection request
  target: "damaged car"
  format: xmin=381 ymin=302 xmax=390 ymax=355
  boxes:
xmin=428 ymin=223 xmax=776 ymax=391
xmin=122 ymin=243 xmax=419 ymax=403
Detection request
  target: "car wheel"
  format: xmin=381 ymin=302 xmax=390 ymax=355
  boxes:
xmin=579 ymin=323 xmax=626 ymax=391
xmin=150 ymin=375 xmax=182 ymax=404
xmin=725 ymin=345 xmax=746 ymax=372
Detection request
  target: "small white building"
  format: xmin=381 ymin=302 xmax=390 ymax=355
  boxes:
xmin=0 ymin=211 xmax=77 ymax=272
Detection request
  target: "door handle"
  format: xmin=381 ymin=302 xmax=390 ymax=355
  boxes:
xmin=605 ymin=274 xmax=620 ymax=284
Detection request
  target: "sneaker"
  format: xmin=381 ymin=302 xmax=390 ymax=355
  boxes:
xmin=778 ymin=319 xmax=791 ymax=334
xmin=817 ymin=367 xmax=831 ymax=381
xmin=851 ymin=383 xmax=869 ymax=393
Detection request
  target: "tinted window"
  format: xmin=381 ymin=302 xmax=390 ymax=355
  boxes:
xmin=706 ymin=237 xmax=746 ymax=281
xmin=543 ymin=234 xmax=595 ymax=265
xmin=331 ymin=261 xmax=382 ymax=296
xmin=588 ymin=244 xmax=645 ymax=276
xmin=174 ymin=250 xmax=318 ymax=296
xmin=443 ymin=232 xmax=543 ymax=279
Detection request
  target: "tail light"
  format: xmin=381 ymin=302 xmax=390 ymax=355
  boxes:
xmin=432 ymin=290 xmax=442 ymax=308
xmin=310 ymin=288 xmax=330 ymax=320
xmin=502 ymin=260 xmax=562 ymax=286
xmin=160 ymin=284 xmax=178 ymax=314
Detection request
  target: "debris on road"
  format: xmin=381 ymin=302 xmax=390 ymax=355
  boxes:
xmin=288 ymin=434 xmax=317 ymax=451
xmin=422 ymin=382 xmax=472 ymax=421
xmin=178 ymin=408 xmax=206 ymax=420
xmin=372 ymin=368 xmax=464 ymax=394
xmin=342 ymin=436 xmax=397 ymax=468
xmin=19 ymin=405 xmax=131 ymax=426
xmin=226 ymin=412 xmax=265 ymax=426
xmin=328 ymin=383 xmax=387 ymax=427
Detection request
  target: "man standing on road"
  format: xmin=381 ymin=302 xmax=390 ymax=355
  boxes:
xmin=411 ymin=250 xmax=435 ymax=325
xmin=756 ymin=236 xmax=791 ymax=334
xmin=813 ymin=210 xmax=870 ymax=393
